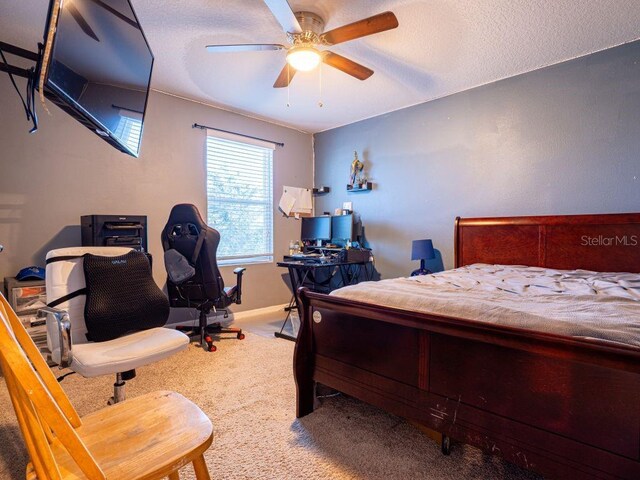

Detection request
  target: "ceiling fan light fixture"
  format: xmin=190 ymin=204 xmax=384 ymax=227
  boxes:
xmin=286 ymin=46 xmax=321 ymax=72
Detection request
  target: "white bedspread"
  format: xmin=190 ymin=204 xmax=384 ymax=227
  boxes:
xmin=330 ymin=264 xmax=640 ymax=348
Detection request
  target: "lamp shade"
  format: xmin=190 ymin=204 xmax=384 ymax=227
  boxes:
xmin=286 ymin=46 xmax=321 ymax=71
xmin=411 ymin=239 xmax=435 ymax=261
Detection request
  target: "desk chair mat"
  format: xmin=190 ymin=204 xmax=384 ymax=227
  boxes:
xmin=83 ymin=251 xmax=169 ymax=342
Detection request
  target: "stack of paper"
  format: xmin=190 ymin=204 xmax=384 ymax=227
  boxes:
xmin=279 ymin=186 xmax=312 ymax=216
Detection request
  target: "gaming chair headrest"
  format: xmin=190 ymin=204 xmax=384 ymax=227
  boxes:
xmin=162 ymin=204 xmax=209 ymax=249
xmin=166 ymin=204 xmax=206 ymax=228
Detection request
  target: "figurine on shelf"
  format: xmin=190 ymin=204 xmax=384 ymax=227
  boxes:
xmin=349 ymin=150 xmax=365 ymax=187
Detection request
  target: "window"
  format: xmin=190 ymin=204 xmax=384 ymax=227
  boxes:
xmin=205 ymin=131 xmax=274 ymax=265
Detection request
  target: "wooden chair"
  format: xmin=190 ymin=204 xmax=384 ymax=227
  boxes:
xmin=0 ymin=293 xmax=214 ymax=480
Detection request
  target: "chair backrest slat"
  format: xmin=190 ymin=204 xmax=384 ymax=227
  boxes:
xmin=0 ymin=294 xmax=106 ymax=480
xmin=2 ymin=357 xmax=58 ymax=480
xmin=9 ymin=365 xmax=61 ymax=480
xmin=0 ymin=296 xmax=81 ymax=427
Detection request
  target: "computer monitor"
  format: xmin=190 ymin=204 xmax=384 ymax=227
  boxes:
xmin=331 ymin=214 xmax=354 ymax=245
xmin=301 ymin=216 xmax=332 ymax=242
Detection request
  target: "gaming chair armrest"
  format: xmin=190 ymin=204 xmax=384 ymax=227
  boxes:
xmin=233 ymin=267 xmax=246 ymax=304
xmin=38 ymin=307 xmax=73 ymax=368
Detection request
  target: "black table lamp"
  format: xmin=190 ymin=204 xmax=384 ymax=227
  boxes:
xmin=411 ymin=239 xmax=435 ymax=276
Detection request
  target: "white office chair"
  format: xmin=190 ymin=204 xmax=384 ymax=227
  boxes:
xmin=41 ymin=247 xmax=189 ymax=404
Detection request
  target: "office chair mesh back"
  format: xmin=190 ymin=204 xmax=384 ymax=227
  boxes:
xmin=46 ymin=246 xmax=134 ymax=344
xmin=83 ymin=251 xmax=169 ymax=342
xmin=162 ymin=204 xmax=225 ymax=303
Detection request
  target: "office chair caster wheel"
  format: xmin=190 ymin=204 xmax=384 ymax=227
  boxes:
xmin=441 ymin=435 xmax=451 ymax=456
xmin=207 ymin=344 xmax=217 ymax=352
xmin=237 ymin=333 xmax=245 ymax=340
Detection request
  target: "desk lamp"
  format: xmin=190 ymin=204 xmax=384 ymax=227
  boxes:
xmin=411 ymin=239 xmax=435 ymax=276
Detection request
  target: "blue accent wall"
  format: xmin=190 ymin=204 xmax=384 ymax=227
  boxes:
xmin=314 ymin=41 xmax=640 ymax=279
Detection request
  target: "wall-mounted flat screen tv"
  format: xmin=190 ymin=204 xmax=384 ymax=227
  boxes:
xmin=42 ymin=0 xmax=153 ymax=157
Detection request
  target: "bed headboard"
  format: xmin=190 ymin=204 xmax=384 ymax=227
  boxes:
xmin=455 ymin=213 xmax=640 ymax=273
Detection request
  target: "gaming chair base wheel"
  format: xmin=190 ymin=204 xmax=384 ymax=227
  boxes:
xmin=237 ymin=333 xmax=245 ymax=340
xmin=203 ymin=335 xmax=216 ymax=352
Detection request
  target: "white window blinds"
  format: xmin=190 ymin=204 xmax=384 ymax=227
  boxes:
xmin=206 ymin=130 xmax=275 ymax=265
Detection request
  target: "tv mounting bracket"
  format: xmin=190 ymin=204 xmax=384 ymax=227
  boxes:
xmin=0 ymin=41 xmax=41 ymax=79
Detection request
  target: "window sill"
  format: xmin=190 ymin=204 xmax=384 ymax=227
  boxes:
xmin=219 ymin=256 xmax=273 ymax=267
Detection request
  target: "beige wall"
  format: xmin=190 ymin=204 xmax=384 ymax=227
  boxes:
xmin=0 ymin=80 xmax=313 ymax=316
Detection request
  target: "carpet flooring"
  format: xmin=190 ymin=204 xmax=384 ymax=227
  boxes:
xmin=0 ymin=332 xmax=541 ymax=479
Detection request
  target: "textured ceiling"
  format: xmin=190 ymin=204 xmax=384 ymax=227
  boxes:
xmin=2 ymin=1 xmax=640 ymax=133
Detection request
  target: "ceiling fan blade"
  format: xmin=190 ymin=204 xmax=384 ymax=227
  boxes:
xmin=67 ymin=3 xmax=100 ymax=42
xmin=320 ymin=11 xmax=398 ymax=46
xmin=322 ymin=52 xmax=373 ymax=81
xmin=263 ymin=0 xmax=302 ymax=34
xmin=273 ymin=64 xmax=296 ymax=88
xmin=206 ymin=44 xmax=286 ymax=53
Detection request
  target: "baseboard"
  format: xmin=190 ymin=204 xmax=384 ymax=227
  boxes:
xmin=166 ymin=303 xmax=288 ymax=328
xmin=230 ymin=303 xmax=288 ymax=321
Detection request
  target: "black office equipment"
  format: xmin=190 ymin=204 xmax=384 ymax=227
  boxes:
xmin=161 ymin=204 xmax=246 ymax=352
xmin=81 ymin=215 xmax=148 ymax=252
xmin=331 ymin=214 xmax=354 ymax=244
xmin=338 ymin=248 xmax=372 ymax=264
xmin=301 ymin=216 xmax=332 ymax=242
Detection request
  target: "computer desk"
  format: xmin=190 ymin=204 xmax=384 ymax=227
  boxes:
xmin=275 ymin=257 xmax=373 ymax=341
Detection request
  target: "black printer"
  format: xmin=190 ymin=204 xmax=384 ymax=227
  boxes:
xmin=81 ymin=215 xmax=147 ymax=252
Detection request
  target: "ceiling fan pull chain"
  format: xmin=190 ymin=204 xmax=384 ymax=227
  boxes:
xmin=318 ymin=62 xmax=323 ymax=108
xmin=286 ymin=66 xmax=291 ymax=107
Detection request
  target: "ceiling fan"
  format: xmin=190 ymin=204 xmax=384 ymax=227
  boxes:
xmin=205 ymin=0 xmax=399 ymax=88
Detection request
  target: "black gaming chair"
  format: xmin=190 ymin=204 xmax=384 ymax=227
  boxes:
xmin=161 ymin=204 xmax=246 ymax=352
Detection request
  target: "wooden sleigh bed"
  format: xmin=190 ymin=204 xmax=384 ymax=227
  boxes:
xmin=293 ymin=213 xmax=640 ymax=479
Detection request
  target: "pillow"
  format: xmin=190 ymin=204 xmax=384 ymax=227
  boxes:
xmin=164 ymin=248 xmax=196 ymax=285
xmin=83 ymin=251 xmax=169 ymax=342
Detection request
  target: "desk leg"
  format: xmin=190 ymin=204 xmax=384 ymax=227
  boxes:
xmin=345 ymin=264 xmax=359 ymax=285
xmin=352 ymin=264 xmax=360 ymax=284
xmin=274 ymin=331 xmax=298 ymax=342
xmin=338 ymin=264 xmax=348 ymax=287
xmin=365 ymin=261 xmax=374 ymax=280
xmin=275 ymin=266 xmax=308 ymax=342
xmin=275 ymin=300 xmax=296 ymax=341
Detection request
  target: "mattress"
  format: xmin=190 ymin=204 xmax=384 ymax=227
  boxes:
xmin=330 ymin=264 xmax=640 ymax=348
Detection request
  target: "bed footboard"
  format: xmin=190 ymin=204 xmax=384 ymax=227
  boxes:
xmin=294 ymin=288 xmax=640 ymax=480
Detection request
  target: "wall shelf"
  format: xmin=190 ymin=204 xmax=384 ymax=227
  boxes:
xmin=313 ymin=186 xmax=330 ymax=195
xmin=347 ymin=182 xmax=373 ymax=192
